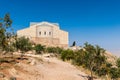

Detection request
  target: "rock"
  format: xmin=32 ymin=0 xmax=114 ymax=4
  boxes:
xmin=29 ymin=58 xmax=36 ymax=65
xmin=0 ymin=73 xmax=5 ymax=78
xmin=30 ymin=61 xmax=36 ymax=65
xmin=3 ymin=77 xmax=9 ymax=80
xmin=9 ymin=68 xmax=18 ymax=76
xmin=13 ymin=52 xmax=21 ymax=55
xmin=9 ymin=77 xmax=16 ymax=80
xmin=50 ymin=53 xmax=55 ymax=57
xmin=43 ymin=54 xmax=50 ymax=58
xmin=27 ymin=51 xmax=33 ymax=54
xmin=32 ymin=50 xmax=36 ymax=54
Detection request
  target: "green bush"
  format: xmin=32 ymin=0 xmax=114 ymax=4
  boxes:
xmin=61 ymin=49 xmax=74 ymax=61
xmin=46 ymin=47 xmax=63 ymax=54
xmin=46 ymin=47 xmax=56 ymax=53
xmin=109 ymin=68 xmax=120 ymax=80
xmin=72 ymin=50 xmax=85 ymax=66
xmin=55 ymin=47 xmax=63 ymax=54
xmin=34 ymin=44 xmax=45 ymax=54
xmin=117 ymin=58 xmax=120 ymax=68
xmin=14 ymin=37 xmax=32 ymax=52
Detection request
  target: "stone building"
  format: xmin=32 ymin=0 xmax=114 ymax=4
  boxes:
xmin=17 ymin=21 xmax=69 ymax=48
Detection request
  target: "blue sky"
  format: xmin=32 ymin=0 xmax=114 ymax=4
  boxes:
xmin=0 ymin=0 xmax=120 ymax=56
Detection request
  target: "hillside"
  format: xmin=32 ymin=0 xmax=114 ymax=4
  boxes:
xmin=0 ymin=53 xmax=102 ymax=80
xmin=0 ymin=50 xmax=119 ymax=80
xmin=105 ymin=51 xmax=118 ymax=65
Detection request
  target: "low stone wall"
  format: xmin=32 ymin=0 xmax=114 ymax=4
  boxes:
xmin=31 ymin=37 xmax=68 ymax=48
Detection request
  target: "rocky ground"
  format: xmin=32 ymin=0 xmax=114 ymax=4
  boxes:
xmin=0 ymin=53 xmax=101 ymax=80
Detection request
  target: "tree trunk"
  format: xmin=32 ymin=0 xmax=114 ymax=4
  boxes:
xmin=90 ymin=65 xmax=93 ymax=80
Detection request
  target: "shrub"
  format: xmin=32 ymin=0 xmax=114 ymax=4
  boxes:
xmin=117 ymin=58 xmax=120 ymax=68
xmin=46 ymin=47 xmax=56 ymax=53
xmin=109 ymin=68 xmax=119 ymax=80
xmin=46 ymin=47 xmax=63 ymax=54
xmin=72 ymin=50 xmax=85 ymax=66
xmin=14 ymin=37 xmax=32 ymax=52
xmin=34 ymin=44 xmax=45 ymax=54
xmin=61 ymin=49 xmax=74 ymax=61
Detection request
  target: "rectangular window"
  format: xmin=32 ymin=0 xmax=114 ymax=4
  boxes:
xmin=49 ymin=32 xmax=51 ymax=35
xmin=39 ymin=32 xmax=41 ymax=35
xmin=44 ymin=31 xmax=46 ymax=35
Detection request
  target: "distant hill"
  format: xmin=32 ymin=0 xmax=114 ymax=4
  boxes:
xmin=105 ymin=51 xmax=118 ymax=65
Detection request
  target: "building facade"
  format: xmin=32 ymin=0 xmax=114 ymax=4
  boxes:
xmin=17 ymin=22 xmax=69 ymax=48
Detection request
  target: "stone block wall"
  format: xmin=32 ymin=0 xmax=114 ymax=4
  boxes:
xmin=31 ymin=37 xmax=68 ymax=48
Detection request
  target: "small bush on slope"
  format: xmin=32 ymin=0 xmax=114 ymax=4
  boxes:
xmin=34 ymin=44 xmax=45 ymax=54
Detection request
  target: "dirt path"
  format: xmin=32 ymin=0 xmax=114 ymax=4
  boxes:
xmin=4 ymin=53 xmax=96 ymax=80
xmin=16 ymin=56 xmax=88 ymax=80
xmin=37 ymin=58 xmax=88 ymax=80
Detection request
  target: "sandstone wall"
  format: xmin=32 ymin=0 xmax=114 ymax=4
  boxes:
xmin=36 ymin=25 xmax=53 ymax=38
xmin=58 ymin=30 xmax=68 ymax=46
xmin=31 ymin=37 xmax=68 ymax=48
xmin=17 ymin=25 xmax=36 ymax=38
xmin=31 ymin=37 xmax=60 ymax=47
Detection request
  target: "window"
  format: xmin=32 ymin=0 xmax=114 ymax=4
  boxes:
xmin=44 ymin=31 xmax=46 ymax=35
xmin=49 ymin=32 xmax=51 ymax=35
xmin=39 ymin=32 xmax=41 ymax=35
